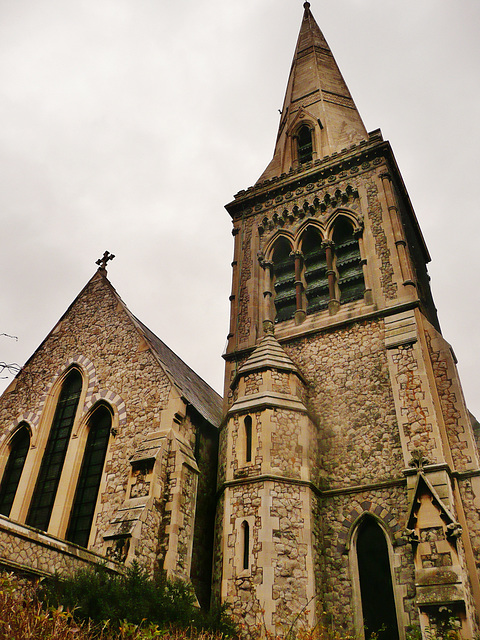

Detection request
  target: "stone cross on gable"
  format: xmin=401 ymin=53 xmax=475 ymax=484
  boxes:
xmin=96 ymin=251 xmax=115 ymax=272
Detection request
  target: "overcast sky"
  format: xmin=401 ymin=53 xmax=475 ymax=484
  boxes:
xmin=1 ymin=0 xmax=479 ymax=419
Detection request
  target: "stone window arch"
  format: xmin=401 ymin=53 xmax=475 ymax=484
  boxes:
xmin=296 ymin=124 xmax=313 ymax=164
xmin=351 ymin=515 xmax=401 ymax=640
xmin=301 ymin=226 xmax=329 ymax=315
xmin=271 ymin=237 xmax=296 ymax=323
xmin=66 ymin=403 xmax=112 ymax=548
xmin=26 ymin=368 xmax=83 ymax=532
xmin=0 ymin=424 xmax=30 ymax=517
xmin=331 ymin=216 xmax=365 ymax=304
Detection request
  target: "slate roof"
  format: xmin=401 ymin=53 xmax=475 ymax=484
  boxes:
xmin=133 ymin=317 xmax=223 ymax=428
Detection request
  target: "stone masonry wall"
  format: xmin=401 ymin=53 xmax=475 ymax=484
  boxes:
xmin=284 ymin=318 xmax=403 ymax=486
xmin=0 ymin=275 xmax=175 ymax=568
xmin=0 ymin=516 xmax=120 ymax=578
xmin=317 ymin=486 xmax=417 ymax=633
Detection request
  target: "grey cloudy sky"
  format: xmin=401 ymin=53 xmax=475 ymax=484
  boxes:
xmin=1 ymin=0 xmax=479 ymax=417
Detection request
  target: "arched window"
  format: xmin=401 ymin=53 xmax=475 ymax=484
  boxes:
xmin=357 ymin=517 xmax=399 ymax=640
xmin=272 ymin=239 xmax=296 ymax=322
xmin=244 ymin=415 xmax=252 ymax=463
xmin=242 ymin=520 xmax=250 ymax=570
xmin=66 ymin=404 xmax=112 ymax=548
xmin=297 ymin=125 xmax=313 ymax=164
xmin=302 ymin=228 xmax=329 ymax=314
xmin=27 ymin=369 xmax=82 ymax=532
xmin=332 ymin=218 xmax=364 ymax=303
xmin=0 ymin=424 xmax=30 ymax=517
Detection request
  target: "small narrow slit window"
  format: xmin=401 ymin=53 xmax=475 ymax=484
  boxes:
xmin=242 ymin=520 xmax=250 ymax=570
xmin=244 ymin=415 xmax=252 ymax=463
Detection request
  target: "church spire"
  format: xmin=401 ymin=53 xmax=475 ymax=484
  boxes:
xmin=258 ymin=3 xmax=368 ymax=182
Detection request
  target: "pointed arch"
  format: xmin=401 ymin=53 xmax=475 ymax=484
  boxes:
xmin=0 ymin=423 xmax=31 ymax=517
xmin=271 ymin=237 xmax=296 ymax=322
xmin=66 ymin=402 xmax=112 ymax=548
xmin=300 ymin=226 xmax=329 ymax=314
xmin=296 ymin=124 xmax=314 ymax=164
xmin=331 ymin=215 xmax=364 ymax=304
xmin=26 ymin=367 xmax=83 ymax=532
xmin=350 ymin=514 xmax=401 ymax=640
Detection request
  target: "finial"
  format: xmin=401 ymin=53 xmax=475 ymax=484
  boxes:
xmin=263 ymin=320 xmax=275 ymax=336
xmin=96 ymin=250 xmax=115 ymax=273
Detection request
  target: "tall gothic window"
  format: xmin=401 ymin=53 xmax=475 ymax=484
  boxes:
xmin=332 ymin=218 xmax=364 ymax=303
xmin=27 ymin=369 xmax=82 ymax=532
xmin=66 ymin=404 xmax=112 ymax=548
xmin=357 ymin=517 xmax=399 ymax=640
xmin=297 ymin=125 xmax=313 ymax=164
xmin=302 ymin=228 xmax=329 ymax=314
xmin=272 ymin=239 xmax=296 ymax=322
xmin=0 ymin=424 xmax=30 ymax=517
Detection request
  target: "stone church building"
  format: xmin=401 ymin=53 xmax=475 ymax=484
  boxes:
xmin=0 ymin=4 xmax=479 ymax=639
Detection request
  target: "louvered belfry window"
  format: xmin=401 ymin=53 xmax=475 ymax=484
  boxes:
xmin=66 ymin=404 xmax=111 ymax=548
xmin=302 ymin=229 xmax=329 ymax=314
xmin=27 ymin=369 xmax=82 ymax=531
xmin=333 ymin=218 xmax=364 ymax=303
xmin=0 ymin=424 xmax=30 ymax=517
xmin=273 ymin=239 xmax=296 ymax=322
xmin=297 ymin=124 xmax=313 ymax=164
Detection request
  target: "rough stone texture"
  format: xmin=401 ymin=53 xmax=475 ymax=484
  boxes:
xmin=389 ymin=343 xmax=437 ymax=459
xmin=244 ymin=373 xmax=263 ymax=396
xmin=270 ymin=410 xmax=302 ymax=479
xmin=0 ymin=274 xmax=218 ymax=606
xmin=227 ymin=483 xmax=263 ymax=635
xmin=317 ymin=487 xmax=417 ymax=633
xmin=0 ymin=516 xmax=120 ymax=578
xmin=285 ymin=319 xmax=403 ymax=486
xmin=271 ymin=483 xmax=310 ymax=631
xmin=237 ymin=216 xmax=254 ymax=345
xmin=366 ymin=180 xmax=397 ymax=300
xmin=424 ymin=327 xmax=477 ymax=471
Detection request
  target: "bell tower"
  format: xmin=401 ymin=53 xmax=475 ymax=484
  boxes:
xmin=217 ymin=3 xmax=480 ymax=638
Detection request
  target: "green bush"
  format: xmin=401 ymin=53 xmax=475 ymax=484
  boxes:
xmin=40 ymin=563 xmax=237 ymax=638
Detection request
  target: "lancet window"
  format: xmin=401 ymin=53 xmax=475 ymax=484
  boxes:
xmin=272 ymin=238 xmax=297 ymax=322
xmin=26 ymin=368 xmax=82 ymax=532
xmin=66 ymin=403 xmax=112 ymax=548
xmin=297 ymin=124 xmax=313 ymax=164
xmin=333 ymin=218 xmax=364 ymax=304
xmin=356 ymin=517 xmax=399 ymax=640
xmin=0 ymin=424 xmax=30 ymax=517
xmin=302 ymin=228 xmax=329 ymax=314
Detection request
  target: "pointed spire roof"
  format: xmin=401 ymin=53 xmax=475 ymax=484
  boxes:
xmin=258 ymin=2 xmax=368 ymax=182
xmin=237 ymin=332 xmax=303 ymax=379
